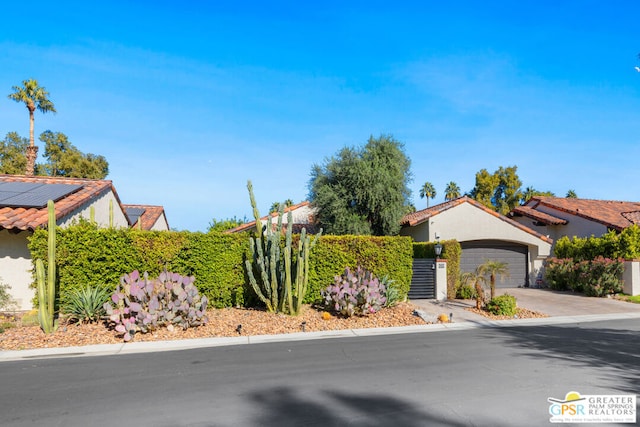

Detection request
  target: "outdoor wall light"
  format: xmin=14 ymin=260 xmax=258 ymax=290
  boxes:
xmin=434 ymin=242 xmax=443 ymax=258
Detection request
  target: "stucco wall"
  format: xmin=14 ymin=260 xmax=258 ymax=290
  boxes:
xmin=59 ymin=190 xmax=129 ymax=229
xmin=0 ymin=230 xmax=33 ymax=311
xmin=511 ymin=206 xmax=609 ymax=254
xmin=149 ymin=213 xmax=170 ymax=231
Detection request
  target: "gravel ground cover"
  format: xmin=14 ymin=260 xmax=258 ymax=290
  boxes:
xmin=0 ymin=302 xmax=549 ymax=351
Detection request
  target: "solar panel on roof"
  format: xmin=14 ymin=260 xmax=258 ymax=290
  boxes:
xmin=0 ymin=182 xmax=83 ymax=208
xmin=126 ymin=207 xmax=146 ymax=225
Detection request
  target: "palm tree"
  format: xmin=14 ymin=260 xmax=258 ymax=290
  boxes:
xmin=460 ymin=270 xmax=488 ymax=309
xmin=8 ymin=79 xmax=56 ymax=176
xmin=419 ymin=182 xmax=436 ymax=207
xmin=478 ymin=260 xmax=510 ymax=300
xmin=270 ymin=199 xmax=294 ymax=213
xmin=566 ymin=189 xmax=577 ymax=198
xmin=444 ymin=181 xmax=461 ymax=201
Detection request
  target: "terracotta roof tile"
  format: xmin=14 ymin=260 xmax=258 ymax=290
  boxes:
xmin=524 ymin=196 xmax=640 ymax=231
xmin=123 ymin=204 xmax=167 ymax=231
xmin=509 ymin=205 xmax=568 ymax=225
xmin=0 ymin=174 xmax=118 ymax=231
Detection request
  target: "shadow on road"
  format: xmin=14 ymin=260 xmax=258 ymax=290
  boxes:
xmin=483 ymin=323 xmax=640 ymax=394
xmin=247 ymin=386 xmax=474 ymax=427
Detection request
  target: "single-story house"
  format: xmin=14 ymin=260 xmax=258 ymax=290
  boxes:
xmin=226 ymin=201 xmax=318 ymax=234
xmin=508 ymin=196 xmax=640 ymax=252
xmin=400 ymin=196 xmax=553 ymax=288
xmin=123 ymin=204 xmax=170 ymax=231
xmin=0 ymin=175 xmax=168 ymax=310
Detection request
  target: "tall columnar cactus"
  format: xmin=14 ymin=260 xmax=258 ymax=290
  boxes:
xmin=36 ymin=200 xmax=56 ymax=333
xmin=244 ymin=181 xmax=321 ymax=315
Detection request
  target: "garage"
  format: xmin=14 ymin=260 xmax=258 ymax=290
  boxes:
xmin=460 ymin=240 xmax=528 ymax=288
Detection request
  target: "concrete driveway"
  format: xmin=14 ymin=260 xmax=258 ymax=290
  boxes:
xmin=411 ymin=287 xmax=640 ymax=322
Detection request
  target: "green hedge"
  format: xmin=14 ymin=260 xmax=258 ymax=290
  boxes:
xmin=555 ymin=225 xmax=640 ymax=261
xmin=308 ymin=235 xmax=413 ymax=303
xmin=29 ymin=222 xmax=413 ymax=308
xmin=412 ymin=240 xmax=461 ymax=299
xmin=28 ymin=221 xmax=250 ymax=308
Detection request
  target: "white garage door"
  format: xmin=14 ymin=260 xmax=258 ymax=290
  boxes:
xmin=460 ymin=240 xmax=528 ymax=288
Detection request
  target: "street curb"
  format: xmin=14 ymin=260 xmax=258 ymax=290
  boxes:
xmin=2 ymin=312 xmax=640 ymax=362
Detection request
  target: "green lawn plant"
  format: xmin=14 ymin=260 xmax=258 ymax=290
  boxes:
xmin=244 ymin=180 xmax=321 ymax=315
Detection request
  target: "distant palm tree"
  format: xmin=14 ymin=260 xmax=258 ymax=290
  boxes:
xmin=478 ymin=260 xmax=510 ymax=300
xmin=8 ymin=79 xmax=56 ymax=176
xmin=270 ymin=199 xmax=294 ymax=213
xmin=444 ymin=181 xmax=461 ymax=201
xmin=523 ymin=186 xmax=537 ymax=202
xmin=461 ymin=270 xmax=488 ymax=309
xmin=419 ymin=182 xmax=436 ymax=207
xmin=566 ymin=189 xmax=577 ymax=198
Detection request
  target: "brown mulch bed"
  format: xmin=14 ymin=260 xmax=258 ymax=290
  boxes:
xmin=0 ymin=302 xmax=426 ymax=351
xmin=466 ymin=307 xmax=549 ymax=320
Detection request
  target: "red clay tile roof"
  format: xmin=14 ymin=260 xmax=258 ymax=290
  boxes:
xmin=122 ymin=204 xmax=167 ymax=231
xmin=509 ymin=205 xmax=568 ymax=225
xmin=0 ymin=175 xmax=120 ymax=231
xmin=523 ymin=196 xmax=640 ymax=231
xmin=401 ymin=196 xmax=553 ymax=243
xmin=225 ymin=201 xmax=313 ymax=234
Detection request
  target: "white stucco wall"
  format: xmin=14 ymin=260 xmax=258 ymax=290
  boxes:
xmin=0 ymin=230 xmax=33 ymax=311
xmin=149 ymin=213 xmax=169 ymax=231
xmin=511 ymin=206 xmax=609 ymax=255
xmin=58 ymin=190 xmax=129 ymax=229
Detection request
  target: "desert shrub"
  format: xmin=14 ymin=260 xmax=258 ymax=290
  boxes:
xmin=577 ymin=256 xmax=624 ymax=297
xmin=456 ymin=284 xmax=477 ymax=300
xmin=545 ymin=256 xmax=623 ymax=297
xmin=62 ymin=285 xmax=111 ymax=323
xmin=104 ymin=270 xmax=208 ymax=341
xmin=544 ymin=258 xmax=576 ymax=291
xmin=322 ymin=266 xmax=387 ymax=317
xmin=0 ymin=279 xmax=17 ymax=311
xmin=486 ymin=294 xmax=517 ymax=316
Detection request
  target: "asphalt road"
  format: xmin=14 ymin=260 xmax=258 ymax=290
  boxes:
xmin=1 ymin=319 xmax=638 ymax=427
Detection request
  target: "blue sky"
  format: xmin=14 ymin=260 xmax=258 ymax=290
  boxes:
xmin=1 ymin=1 xmax=639 ymax=231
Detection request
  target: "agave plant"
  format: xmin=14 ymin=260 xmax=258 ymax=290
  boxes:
xmin=62 ymin=285 xmax=112 ymax=323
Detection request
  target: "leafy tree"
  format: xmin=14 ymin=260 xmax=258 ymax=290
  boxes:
xmin=207 ymin=216 xmax=247 ymax=232
xmin=7 ymin=79 xmax=56 ymax=176
xmin=419 ymin=182 xmax=436 ymax=207
xmin=39 ymin=131 xmax=108 ymax=179
xmin=566 ymin=189 xmax=578 ymax=198
xmin=309 ymin=134 xmax=412 ymax=236
xmin=493 ymin=166 xmax=523 ymax=214
xmin=444 ymin=181 xmax=461 ymax=201
xmin=469 ymin=168 xmax=499 ymax=210
xmin=0 ymin=132 xmax=28 ymax=174
xmin=478 ymin=260 xmax=510 ymax=300
xmin=470 ymin=166 xmax=526 ymax=214
xmin=270 ymin=199 xmax=293 ymax=213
